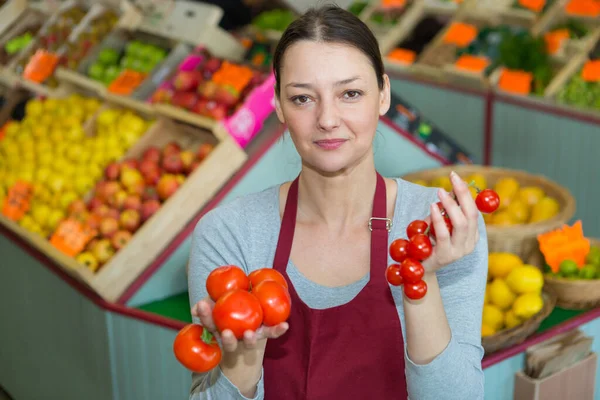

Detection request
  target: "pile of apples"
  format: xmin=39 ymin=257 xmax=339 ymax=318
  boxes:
xmin=150 ymin=51 xmax=266 ymax=120
xmin=0 ymin=95 xmax=149 ymax=239
xmin=73 ymin=140 xmax=214 ymax=272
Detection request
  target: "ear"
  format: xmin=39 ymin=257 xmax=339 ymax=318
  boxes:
xmin=378 ymin=74 xmax=391 ymax=116
xmin=274 ymin=90 xmax=285 ymax=124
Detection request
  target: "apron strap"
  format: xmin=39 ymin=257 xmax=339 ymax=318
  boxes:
xmin=273 ymin=177 xmax=299 ymax=270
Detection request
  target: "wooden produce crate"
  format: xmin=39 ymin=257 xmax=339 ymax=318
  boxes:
xmin=360 ymin=0 xmax=420 ymax=47
xmin=0 ymin=97 xmax=248 ymax=302
xmin=464 ymin=0 xmax=563 ymax=26
xmin=0 ymin=0 xmax=28 ymax=38
xmin=381 ymin=0 xmax=463 ymax=78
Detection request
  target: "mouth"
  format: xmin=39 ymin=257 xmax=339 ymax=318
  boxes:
xmin=314 ymin=139 xmax=347 ymax=150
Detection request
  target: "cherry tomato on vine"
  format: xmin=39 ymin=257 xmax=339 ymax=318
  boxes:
xmin=173 ymin=324 xmax=222 ymax=373
xmin=389 ymin=239 xmax=410 ymax=263
xmin=206 ymin=265 xmax=249 ymax=302
xmin=476 ymin=189 xmax=500 ymax=214
xmin=429 ymin=215 xmax=453 ymax=239
xmin=252 ymin=280 xmax=291 ymax=327
xmin=400 ymin=258 xmax=425 ymax=284
xmin=408 ymin=234 xmax=433 ymax=261
xmin=249 ymin=268 xmax=288 ymax=290
xmin=386 ymin=263 xmax=404 ymax=286
xmin=404 ymin=280 xmax=428 ymax=300
xmin=406 ymin=220 xmax=428 ymax=239
xmin=212 ymin=289 xmax=263 ymax=339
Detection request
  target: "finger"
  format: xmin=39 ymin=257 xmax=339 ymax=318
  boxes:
xmin=431 ymin=201 xmax=451 ymax=248
xmin=195 ymin=300 xmax=217 ymax=332
xmin=450 ymin=171 xmax=480 ymax=228
xmin=243 ymin=330 xmax=258 ymax=349
xmin=439 ymin=188 xmax=468 ymax=245
xmin=257 ymin=322 xmax=289 ymax=340
xmin=220 ymin=329 xmax=238 ymax=353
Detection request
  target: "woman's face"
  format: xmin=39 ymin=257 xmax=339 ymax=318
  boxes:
xmin=275 ymin=41 xmax=390 ymax=175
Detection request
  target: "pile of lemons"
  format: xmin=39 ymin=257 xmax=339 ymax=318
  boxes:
xmin=409 ymin=173 xmax=560 ymax=226
xmin=482 ymin=252 xmax=545 ymax=337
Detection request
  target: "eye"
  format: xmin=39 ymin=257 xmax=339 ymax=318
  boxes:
xmin=343 ymin=90 xmax=362 ymax=100
xmin=291 ymin=95 xmax=311 ymax=106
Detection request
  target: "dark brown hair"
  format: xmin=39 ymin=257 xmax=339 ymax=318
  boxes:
xmin=272 ymin=4 xmax=385 ymax=96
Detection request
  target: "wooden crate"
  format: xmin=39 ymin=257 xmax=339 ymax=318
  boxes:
xmin=464 ymin=0 xmax=564 ymax=26
xmin=361 ymin=0 xmax=421 ymax=48
xmin=0 ymin=98 xmax=247 ymax=302
xmin=381 ymin=1 xmax=463 ymax=79
xmin=0 ymin=0 xmax=27 ymax=38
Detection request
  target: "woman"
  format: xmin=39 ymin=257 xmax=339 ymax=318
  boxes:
xmin=188 ymin=5 xmax=486 ymax=399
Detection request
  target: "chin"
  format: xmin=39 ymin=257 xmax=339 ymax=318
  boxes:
xmin=303 ymin=154 xmax=364 ymax=176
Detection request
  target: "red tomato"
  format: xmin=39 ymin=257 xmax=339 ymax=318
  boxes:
xmin=400 ymin=258 xmax=424 ymax=284
xmin=173 ymin=324 xmax=222 ymax=373
xmin=404 ymin=280 xmax=427 ymax=300
xmin=429 ymin=215 xmax=453 ymax=239
xmin=406 ymin=220 xmax=428 ymax=239
xmin=206 ymin=265 xmax=250 ymax=302
xmin=252 ymin=280 xmax=291 ymax=326
xmin=386 ymin=263 xmax=404 ymax=286
xmin=248 ymin=268 xmax=288 ymax=290
xmin=389 ymin=239 xmax=410 ymax=263
xmin=435 ymin=201 xmax=447 ymax=216
xmin=408 ymin=234 xmax=433 ymax=261
xmin=476 ymin=189 xmax=500 ymax=214
xmin=212 ymin=290 xmax=263 ymax=339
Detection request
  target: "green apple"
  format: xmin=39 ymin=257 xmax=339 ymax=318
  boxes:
xmin=88 ymin=62 xmax=106 ymax=80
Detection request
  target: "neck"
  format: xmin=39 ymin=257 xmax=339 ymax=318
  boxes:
xmin=297 ymin=154 xmax=377 ymax=229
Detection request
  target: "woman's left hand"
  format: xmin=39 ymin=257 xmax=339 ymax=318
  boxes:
xmin=423 ymin=171 xmax=480 ymax=274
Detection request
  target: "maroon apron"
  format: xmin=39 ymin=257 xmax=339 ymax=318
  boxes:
xmin=263 ymin=173 xmax=408 ymax=399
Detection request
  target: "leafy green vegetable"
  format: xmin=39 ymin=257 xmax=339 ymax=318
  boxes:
xmin=551 ymin=19 xmax=589 ymax=39
xmin=557 ymin=74 xmax=600 ymax=110
xmin=252 ymin=9 xmax=296 ymax=32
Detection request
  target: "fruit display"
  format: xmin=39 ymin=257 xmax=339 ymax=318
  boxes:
xmin=387 ymin=14 xmax=451 ymax=65
xmin=557 ymin=68 xmax=600 ymax=111
xmin=387 ymin=173 xmax=501 ymax=299
xmin=0 ymin=96 xmax=150 ymax=240
xmin=150 ymin=49 xmax=268 ymax=121
xmin=251 ymin=9 xmax=296 ymax=33
xmin=409 ymin=173 xmax=561 ymax=226
xmin=86 ymin=39 xmax=168 ymax=86
xmin=482 ymin=252 xmax=545 ymax=337
xmin=174 ymin=266 xmax=291 ymax=373
xmin=69 ymin=138 xmax=215 ymax=272
xmin=58 ymin=9 xmax=119 ymax=71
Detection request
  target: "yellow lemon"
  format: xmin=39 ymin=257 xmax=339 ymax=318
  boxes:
xmin=430 ymin=176 xmax=453 ymax=192
xmin=466 ymin=173 xmax=487 ymax=191
xmin=495 ymin=177 xmax=520 ymax=209
xmin=484 ymin=284 xmax=489 ymax=303
xmin=507 ymin=199 xmax=530 ymax=224
xmin=506 ymin=265 xmax=544 ymax=294
xmin=491 ymin=211 xmax=516 ymax=226
xmin=482 ymin=304 xmax=504 ymax=331
xmin=481 ymin=323 xmax=496 ymax=337
xmin=512 ymin=293 xmax=544 ymax=320
xmin=529 ymin=197 xmax=560 ymax=223
xmin=488 ymin=252 xmax=523 ymax=279
xmin=504 ymin=310 xmax=523 ymax=329
xmin=488 ymin=279 xmax=517 ymax=310
xmin=518 ymin=186 xmax=545 ymax=207
xmin=468 ymin=186 xmax=478 ymax=200
xmin=411 ymin=179 xmax=428 ymax=186
xmin=46 ymin=209 xmax=65 ymax=232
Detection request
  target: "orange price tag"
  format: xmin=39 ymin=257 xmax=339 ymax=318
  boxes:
xmin=454 ymin=55 xmax=490 ymax=73
xmin=565 ymin=0 xmax=600 ymax=16
xmin=108 ymin=70 xmax=147 ymax=96
xmin=211 ymin=61 xmax=254 ymax=94
xmin=382 ymin=0 xmax=406 ymax=8
xmin=443 ymin=22 xmax=478 ymax=48
xmin=544 ymin=29 xmax=571 ymax=54
xmin=581 ymin=60 xmax=600 ymax=82
xmin=22 ymin=50 xmax=59 ymax=83
xmin=498 ymin=69 xmax=533 ymax=95
xmin=2 ymin=181 xmax=33 ymax=221
xmin=50 ymin=219 xmax=97 ymax=257
xmin=387 ymin=48 xmax=416 ymax=65
xmin=518 ymin=0 xmax=546 ymax=12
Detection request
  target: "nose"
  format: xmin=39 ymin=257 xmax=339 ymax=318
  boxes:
xmin=316 ymin=98 xmax=340 ymax=132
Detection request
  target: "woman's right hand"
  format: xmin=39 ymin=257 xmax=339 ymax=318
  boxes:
xmin=192 ymin=297 xmax=289 ymax=353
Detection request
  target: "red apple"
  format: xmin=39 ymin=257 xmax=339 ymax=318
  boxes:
xmin=142 ymin=146 xmax=161 ymax=163
xmin=93 ymin=239 xmax=115 ymax=264
xmin=120 ymin=167 xmax=144 ymax=190
xmin=142 ymin=187 xmax=159 ymax=202
xmin=163 ymin=142 xmax=181 ymax=157
xmin=189 ymin=160 xmax=202 ymax=173
xmin=92 ymin=204 xmax=110 ymax=218
xmin=156 ymin=174 xmax=180 ymax=201
xmin=139 ymin=159 xmax=159 ymax=176
xmin=205 ymin=101 xmax=228 ymax=120
xmin=106 ymin=208 xmax=120 ymax=220
xmin=128 ymin=181 xmax=145 ymax=197
xmin=202 ymin=57 xmax=222 ymax=77
xmin=109 ymin=190 xmax=128 ymax=210
xmin=143 ymin=168 xmax=161 ymax=186
xmin=104 ymin=162 xmax=121 ymax=181
xmin=98 ymin=181 xmax=121 ymax=202
xmin=151 ymin=88 xmax=173 ymax=104
xmin=197 ymin=80 xmax=219 ymax=99
xmin=141 ymin=199 xmax=161 ymax=221
xmin=192 ymin=97 xmax=209 ymax=116
xmin=197 ymin=143 xmax=214 ymax=161
xmin=68 ymin=199 xmax=87 ymax=215
xmin=88 ymin=197 xmax=103 ymax=212
xmin=85 ymin=214 xmax=102 ymax=231
xmin=120 ymin=209 xmax=141 ymax=232
xmin=162 ymin=153 xmax=184 ymax=174
xmin=173 ymin=70 xmax=201 ymax=91
xmin=172 ymin=91 xmax=198 ymax=110
xmin=214 ymin=86 xmax=239 ymax=107
xmin=123 ymin=195 xmax=142 ymax=212
xmin=122 ymin=159 xmax=139 ymax=170
xmin=180 ymin=150 xmax=195 ymax=174
xmin=99 ymin=217 xmax=119 ymax=238
xmin=111 ymin=230 xmax=132 ymax=250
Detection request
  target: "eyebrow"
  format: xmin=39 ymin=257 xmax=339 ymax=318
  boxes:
xmin=285 ymin=76 xmax=361 ymax=89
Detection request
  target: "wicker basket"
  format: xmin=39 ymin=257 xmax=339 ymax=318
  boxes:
xmin=529 ymin=238 xmax=600 ymax=310
xmin=482 ymin=290 xmax=557 ymax=354
xmin=401 ymin=165 xmax=576 ymax=261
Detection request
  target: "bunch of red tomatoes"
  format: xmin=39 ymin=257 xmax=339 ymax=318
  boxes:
xmin=386 ymin=187 xmax=500 ymax=300
xmin=173 ymin=266 xmax=291 ymax=373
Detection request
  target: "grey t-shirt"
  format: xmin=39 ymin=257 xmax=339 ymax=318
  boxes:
xmin=188 ymin=178 xmax=487 ymax=399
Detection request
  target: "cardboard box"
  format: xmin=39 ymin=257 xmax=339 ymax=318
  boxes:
xmin=514 ymin=352 xmax=597 ymax=400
